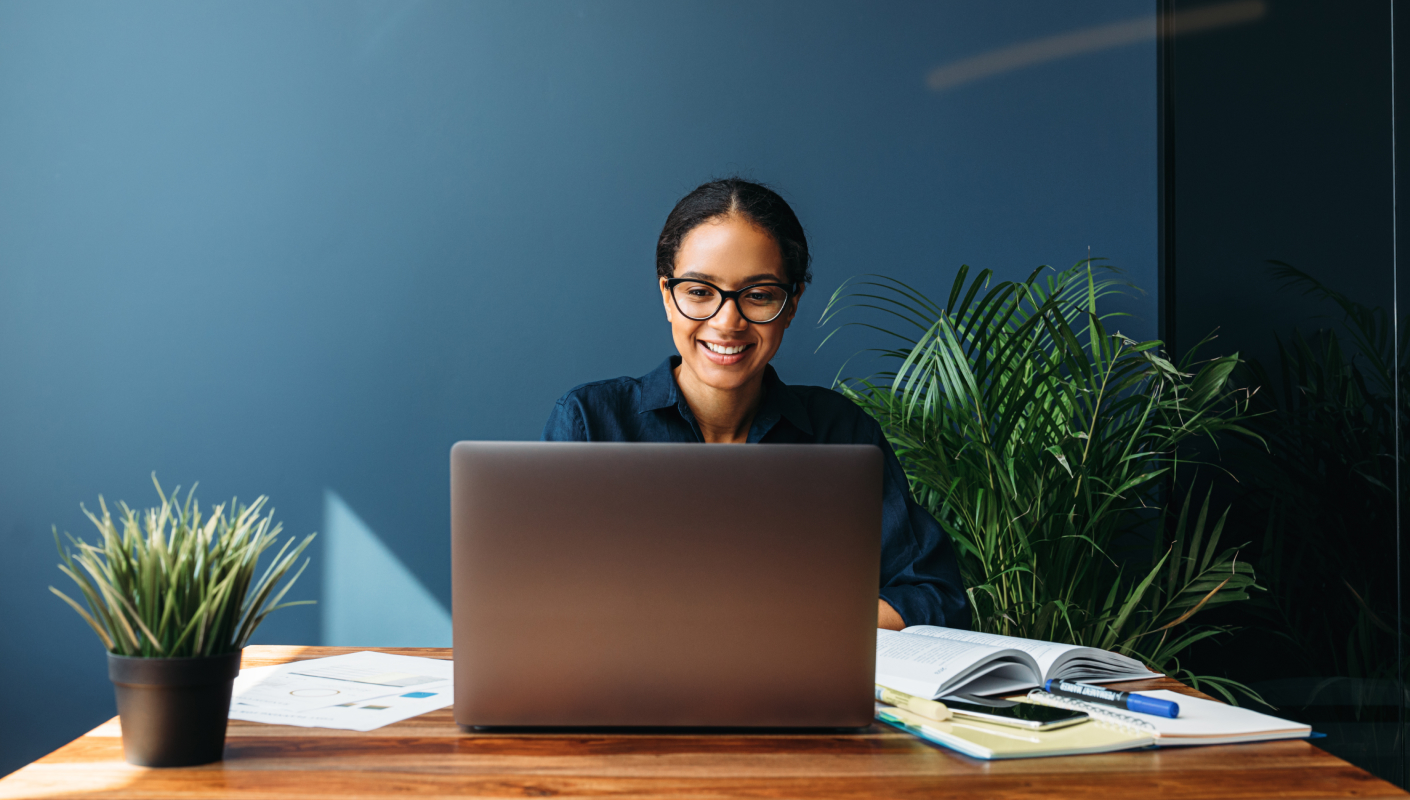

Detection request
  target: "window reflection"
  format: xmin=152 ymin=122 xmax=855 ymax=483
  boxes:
xmin=1160 ymin=0 xmax=1402 ymax=785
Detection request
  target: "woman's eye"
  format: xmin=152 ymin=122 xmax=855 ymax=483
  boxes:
xmin=686 ymin=288 xmax=715 ymax=298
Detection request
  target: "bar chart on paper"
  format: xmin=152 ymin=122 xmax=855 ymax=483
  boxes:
xmin=230 ymin=651 xmax=453 ymax=731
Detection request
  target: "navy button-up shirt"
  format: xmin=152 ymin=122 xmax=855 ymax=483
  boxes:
xmin=541 ymin=356 xmax=970 ymax=629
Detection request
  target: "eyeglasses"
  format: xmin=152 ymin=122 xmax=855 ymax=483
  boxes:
xmin=667 ymin=278 xmax=796 ymax=324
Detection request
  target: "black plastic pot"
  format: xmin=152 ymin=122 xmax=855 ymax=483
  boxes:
xmin=108 ymin=649 xmax=243 ymax=767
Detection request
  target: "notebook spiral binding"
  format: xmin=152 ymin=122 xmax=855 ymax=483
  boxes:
xmin=1024 ymin=689 xmax=1157 ymax=734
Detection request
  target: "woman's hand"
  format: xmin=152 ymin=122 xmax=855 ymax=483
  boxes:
xmin=878 ymin=599 xmax=905 ymax=631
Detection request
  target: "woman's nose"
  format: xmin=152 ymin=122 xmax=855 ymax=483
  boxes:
xmin=711 ymin=298 xmax=749 ymax=331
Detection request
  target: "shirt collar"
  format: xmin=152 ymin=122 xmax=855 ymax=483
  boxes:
xmin=637 ymin=356 xmax=814 ymax=436
xmin=757 ymin=364 xmax=813 ymax=435
xmin=638 ymin=357 xmax=681 ymax=413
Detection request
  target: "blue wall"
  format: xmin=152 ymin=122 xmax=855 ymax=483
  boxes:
xmin=0 ymin=0 xmax=1154 ymax=772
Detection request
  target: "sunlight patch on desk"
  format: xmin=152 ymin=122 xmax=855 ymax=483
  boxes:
xmin=321 ymin=491 xmax=451 ymax=647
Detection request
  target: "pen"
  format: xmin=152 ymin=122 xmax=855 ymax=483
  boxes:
xmin=1043 ymin=679 xmax=1180 ymax=718
xmin=874 ymin=684 xmax=951 ymax=722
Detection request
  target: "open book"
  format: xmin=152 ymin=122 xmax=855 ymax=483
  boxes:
xmin=876 ymin=626 xmax=1161 ymax=699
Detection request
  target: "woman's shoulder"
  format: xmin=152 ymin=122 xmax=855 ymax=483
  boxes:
xmin=557 ymin=358 xmax=677 ymax=411
xmin=779 ymin=381 xmax=886 ymax=442
xmin=544 ymin=374 xmax=649 ymax=442
xmin=554 ymin=374 xmax=644 ymax=410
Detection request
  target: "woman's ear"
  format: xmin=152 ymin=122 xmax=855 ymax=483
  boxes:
xmin=783 ymin=284 xmax=805 ymax=329
xmin=660 ymin=276 xmax=674 ymax=320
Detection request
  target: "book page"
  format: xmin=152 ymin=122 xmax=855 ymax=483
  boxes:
xmin=1048 ymin=658 xmax=1161 ymax=682
xmin=875 ymin=630 xmax=1039 ymax=699
xmin=901 ymin=626 xmax=1080 ymax=676
xmin=877 ymin=629 xmax=999 ymax=671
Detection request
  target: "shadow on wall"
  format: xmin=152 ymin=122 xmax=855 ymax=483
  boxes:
xmin=322 ymin=491 xmax=451 ymax=647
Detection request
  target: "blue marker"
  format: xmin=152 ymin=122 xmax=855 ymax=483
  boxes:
xmin=1043 ymin=679 xmax=1180 ymax=718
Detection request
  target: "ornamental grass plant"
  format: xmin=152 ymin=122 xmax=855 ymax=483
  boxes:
xmin=821 ymin=262 xmax=1262 ymax=700
xmin=51 ymin=476 xmax=315 ymax=658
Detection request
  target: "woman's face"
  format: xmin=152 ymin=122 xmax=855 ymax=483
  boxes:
xmin=659 ymin=213 xmax=801 ymax=393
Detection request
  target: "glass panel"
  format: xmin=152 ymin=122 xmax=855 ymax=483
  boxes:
xmin=1163 ymin=0 xmax=1402 ymax=786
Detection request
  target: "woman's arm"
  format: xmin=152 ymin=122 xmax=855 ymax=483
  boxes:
xmin=873 ymin=433 xmax=971 ymax=630
xmin=878 ymin=599 xmax=905 ymax=631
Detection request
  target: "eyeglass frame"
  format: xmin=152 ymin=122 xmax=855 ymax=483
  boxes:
xmin=665 ymin=278 xmax=798 ymax=324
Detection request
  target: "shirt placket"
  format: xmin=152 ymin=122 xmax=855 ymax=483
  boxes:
xmin=674 ymin=398 xmax=706 ymax=443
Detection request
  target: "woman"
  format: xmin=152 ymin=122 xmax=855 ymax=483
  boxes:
xmin=542 ymin=178 xmax=969 ymax=631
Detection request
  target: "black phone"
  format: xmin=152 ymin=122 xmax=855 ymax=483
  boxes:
xmin=943 ymin=696 xmax=1089 ymax=731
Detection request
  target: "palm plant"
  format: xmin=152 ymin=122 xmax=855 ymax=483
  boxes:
xmin=51 ymin=475 xmax=316 ymax=658
xmin=820 ymin=261 xmax=1262 ymax=700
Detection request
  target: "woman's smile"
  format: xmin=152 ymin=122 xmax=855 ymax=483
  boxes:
xmin=700 ymin=340 xmax=753 ymax=363
xmin=660 ymin=214 xmax=797 ymax=396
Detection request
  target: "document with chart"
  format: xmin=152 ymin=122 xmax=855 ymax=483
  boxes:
xmin=875 ymin=626 xmax=1160 ymax=700
xmin=229 ymin=651 xmax=454 ymax=731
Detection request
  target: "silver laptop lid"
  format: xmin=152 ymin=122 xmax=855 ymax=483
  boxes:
xmin=451 ymin=441 xmax=881 ymax=728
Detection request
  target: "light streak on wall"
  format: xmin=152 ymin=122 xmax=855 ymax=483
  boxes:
xmin=926 ymin=0 xmax=1266 ymax=92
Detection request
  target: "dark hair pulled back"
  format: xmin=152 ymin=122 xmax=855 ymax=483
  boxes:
xmin=656 ymin=178 xmax=812 ymax=286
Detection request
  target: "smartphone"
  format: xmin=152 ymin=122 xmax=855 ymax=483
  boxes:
xmin=943 ymin=696 xmax=1089 ymax=731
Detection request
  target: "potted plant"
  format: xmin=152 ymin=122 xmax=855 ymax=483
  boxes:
xmin=50 ymin=476 xmax=315 ymax=767
xmin=821 ymin=261 xmax=1264 ymax=701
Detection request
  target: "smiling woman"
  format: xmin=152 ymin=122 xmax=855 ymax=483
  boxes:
xmin=541 ymin=178 xmax=969 ymax=631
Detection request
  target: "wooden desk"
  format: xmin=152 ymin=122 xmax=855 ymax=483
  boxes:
xmin=2 ymin=645 xmax=1404 ymax=799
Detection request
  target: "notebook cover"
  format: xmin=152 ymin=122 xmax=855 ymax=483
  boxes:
xmin=876 ymin=703 xmax=1152 ymax=760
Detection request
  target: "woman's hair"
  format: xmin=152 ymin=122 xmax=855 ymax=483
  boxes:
xmin=656 ymin=178 xmax=812 ymax=286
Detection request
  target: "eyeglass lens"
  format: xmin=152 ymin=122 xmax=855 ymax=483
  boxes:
xmin=672 ymin=281 xmax=789 ymax=323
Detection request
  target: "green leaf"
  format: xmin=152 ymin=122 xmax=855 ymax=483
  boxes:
xmin=821 ymin=259 xmax=1258 ymax=661
xmin=52 ymin=478 xmax=317 ymax=657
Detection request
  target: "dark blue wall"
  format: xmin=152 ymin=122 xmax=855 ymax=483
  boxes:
xmin=0 ymin=0 xmax=1154 ymax=772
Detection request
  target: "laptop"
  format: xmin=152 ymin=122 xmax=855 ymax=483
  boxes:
xmin=450 ymin=441 xmax=881 ymax=729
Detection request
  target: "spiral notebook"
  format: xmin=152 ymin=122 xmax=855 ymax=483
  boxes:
xmin=1021 ymin=689 xmax=1312 ymax=746
xmin=875 ymin=703 xmax=1152 ymax=760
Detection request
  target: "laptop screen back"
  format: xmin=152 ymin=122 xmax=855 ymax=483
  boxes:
xmin=451 ymin=441 xmax=881 ymax=728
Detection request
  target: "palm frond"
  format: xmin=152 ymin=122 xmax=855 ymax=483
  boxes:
xmin=825 ymin=261 xmax=1259 ymax=682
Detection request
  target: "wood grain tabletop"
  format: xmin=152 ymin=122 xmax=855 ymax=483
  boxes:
xmin=0 ymin=645 xmax=1403 ymax=800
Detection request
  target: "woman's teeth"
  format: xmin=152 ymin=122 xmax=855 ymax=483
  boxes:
xmin=705 ymin=342 xmax=748 ymax=355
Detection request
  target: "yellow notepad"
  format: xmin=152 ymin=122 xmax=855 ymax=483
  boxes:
xmin=876 ymin=703 xmax=1153 ymax=760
